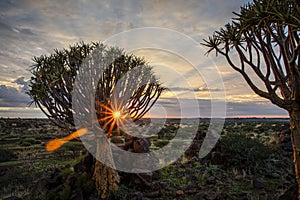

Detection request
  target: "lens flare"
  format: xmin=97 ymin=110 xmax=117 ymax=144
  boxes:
xmin=46 ymin=128 xmax=88 ymax=152
xmin=46 ymin=95 xmax=130 ymax=152
xmin=96 ymin=95 xmax=129 ymax=138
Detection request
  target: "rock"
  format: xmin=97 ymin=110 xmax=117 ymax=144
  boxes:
xmin=278 ymin=183 xmax=297 ymax=200
xmin=284 ymin=141 xmax=293 ymax=152
xmin=258 ymin=191 xmax=268 ymax=200
xmin=211 ymin=151 xmax=223 ymax=165
xmin=110 ymin=136 xmax=125 ymax=144
xmin=74 ymin=153 xmax=93 ymax=174
xmin=3 ymin=196 xmax=21 ymax=200
xmin=69 ymin=188 xmax=84 ymax=200
xmin=184 ymin=130 xmax=205 ymax=158
xmin=138 ymin=172 xmax=153 ymax=184
xmin=132 ymin=191 xmax=143 ymax=199
xmin=185 ymin=184 xmax=194 ymax=191
xmin=66 ymin=173 xmax=78 ymax=189
xmin=176 ymin=190 xmax=184 ymax=195
xmin=124 ymin=172 xmax=153 ymax=188
xmin=133 ymin=137 xmax=151 ymax=153
xmin=235 ymin=175 xmax=244 ymax=180
xmin=145 ymin=191 xmax=160 ymax=198
xmin=195 ymin=192 xmax=206 ymax=199
xmin=124 ymin=136 xmax=151 ymax=153
xmin=206 ymin=194 xmax=218 ymax=200
xmin=185 ymin=188 xmax=198 ymax=194
xmin=206 ymin=176 xmax=216 ymax=184
xmin=216 ymin=193 xmax=228 ymax=199
xmin=160 ymin=181 xmax=170 ymax=189
xmin=50 ymin=168 xmax=61 ymax=179
xmin=150 ymin=182 xmax=161 ymax=191
xmin=278 ymin=124 xmax=293 ymax=152
xmin=152 ymin=171 xmax=162 ymax=180
xmin=265 ymin=172 xmax=280 ymax=179
xmin=0 ymin=167 xmax=9 ymax=176
xmin=253 ymin=179 xmax=265 ymax=189
xmin=30 ymin=177 xmax=51 ymax=197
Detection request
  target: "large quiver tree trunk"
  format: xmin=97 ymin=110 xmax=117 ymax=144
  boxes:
xmin=289 ymin=103 xmax=300 ymax=199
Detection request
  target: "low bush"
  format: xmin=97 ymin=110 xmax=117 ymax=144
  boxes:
xmin=0 ymin=148 xmax=16 ymax=162
xmin=19 ymin=137 xmax=41 ymax=146
xmin=110 ymin=184 xmax=130 ymax=200
xmin=76 ymin=172 xmax=94 ymax=195
xmin=59 ymin=185 xmax=71 ymax=200
xmin=218 ymin=133 xmax=273 ymax=173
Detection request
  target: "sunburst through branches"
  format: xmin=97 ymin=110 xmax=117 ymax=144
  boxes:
xmin=46 ymin=94 xmax=131 ymax=152
xmin=96 ymin=95 xmax=130 ymax=138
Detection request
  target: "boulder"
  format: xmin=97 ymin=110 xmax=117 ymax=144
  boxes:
xmin=74 ymin=153 xmax=93 ymax=175
xmin=278 ymin=183 xmax=297 ymax=200
xmin=278 ymin=125 xmax=293 ymax=152
xmin=30 ymin=177 xmax=51 ymax=197
xmin=184 ymin=130 xmax=205 ymax=159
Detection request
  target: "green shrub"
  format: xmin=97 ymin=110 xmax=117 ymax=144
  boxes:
xmin=76 ymin=172 xmax=94 ymax=194
xmin=153 ymin=139 xmax=169 ymax=148
xmin=62 ymin=141 xmax=84 ymax=158
xmin=110 ymin=184 xmax=129 ymax=200
xmin=59 ymin=185 xmax=71 ymax=200
xmin=20 ymin=141 xmax=32 ymax=147
xmin=0 ymin=148 xmax=16 ymax=162
xmin=19 ymin=137 xmax=40 ymax=146
xmin=61 ymin=168 xmax=73 ymax=181
xmin=219 ymin=133 xmax=272 ymax=173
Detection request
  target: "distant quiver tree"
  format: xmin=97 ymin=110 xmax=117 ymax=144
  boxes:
xmin=27 ymin=42 xmax=164 ymax=198
xmin=202 ymin=0 xmax=300 ymax=197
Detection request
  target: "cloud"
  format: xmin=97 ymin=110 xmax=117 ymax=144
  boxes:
xmin=151 ymin=97 xmax=287 ymax=118
xmin=0 ymin=84 xmax=31 ymax=107
xmin=13 ymin=77 xmax=30 ymax=93
xmin=226 ymin=101 xmax=288 ymax=117
xmin=0 ymin=76 xmax=31 ymax=107
xmin=2 ymin=0 xmax=283 ymax=118
xmin=166 ymin=86 xmax=221 ymax=93
xmin=0 ymin=0 xmax=251 ymax=76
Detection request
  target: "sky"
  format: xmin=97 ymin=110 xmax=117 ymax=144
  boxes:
xmin=0 ymin=0 xmax=289 ymax=118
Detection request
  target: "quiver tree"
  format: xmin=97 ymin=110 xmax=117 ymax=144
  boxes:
xmin=202 ymin=0 xmax=300 ymax=197
xmin=27 ymin=42 xmax=164 ymax=198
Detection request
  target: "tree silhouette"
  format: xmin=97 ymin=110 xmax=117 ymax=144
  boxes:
xmin=202 ymin=0 xmax=300 ymax=197
xmin=27 ymin=42 xmax=164 ymax=198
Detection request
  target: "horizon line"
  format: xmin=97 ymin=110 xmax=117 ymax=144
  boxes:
xmin=0 ymin=116 xmax=290 ymax=120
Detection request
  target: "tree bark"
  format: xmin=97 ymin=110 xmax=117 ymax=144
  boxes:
xmin=289 ymin=103 xmax=300 ymax=200
xmin=92 ymin=136 xmax=120 ymax=199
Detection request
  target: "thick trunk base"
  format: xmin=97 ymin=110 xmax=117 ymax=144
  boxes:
xmin=289 ymin=109 xmax=300 ymax=200
xmin=92 ymin=135 xmax=120 ymax=199
xmin=93 ymin=159 xmax=120 ymax=199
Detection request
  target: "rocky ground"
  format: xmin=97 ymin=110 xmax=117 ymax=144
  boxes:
xmin=0 ymin=118 xmax=296 ymax=199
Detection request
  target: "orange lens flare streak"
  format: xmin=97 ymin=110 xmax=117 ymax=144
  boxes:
xmin=46 ymin=96 xmax=129 ymax=152
xmin=46 ymin=128 xmax=88 ymax=152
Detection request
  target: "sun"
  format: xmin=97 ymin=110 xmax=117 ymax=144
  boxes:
xmin=113 ymin=111 xmax=121 ymax=119
xmin=95 ymin=94 xmax=131 ymax=138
